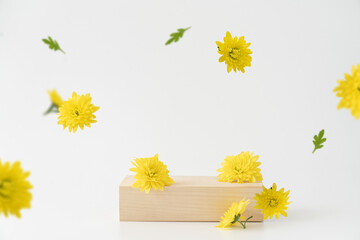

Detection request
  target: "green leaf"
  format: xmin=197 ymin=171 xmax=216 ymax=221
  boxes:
xmin=165 ymin=38 xmax=174 ymax=45
xmin=42 ymin=36 xmax=65 ymax=54
xmin=165 ymin=27 xmax=191 ymax=45
xmin=312 ymin=129 xmax=327 ymax=154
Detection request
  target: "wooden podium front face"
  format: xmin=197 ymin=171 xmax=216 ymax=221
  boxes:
xmin=119 ymin=175 xmax=264 ymax=222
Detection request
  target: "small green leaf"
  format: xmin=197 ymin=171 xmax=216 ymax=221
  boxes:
xmin=42 ymin=36 xmax=65 ymax=54
xmin=165 ymin=27 xmax=191 ymax=46
xmin=165 ymin=39 xmax=174 ymax=45
xmin=312 ymin=129 xmax=327 ymax=154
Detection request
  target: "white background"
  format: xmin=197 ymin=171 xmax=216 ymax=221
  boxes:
xmin=1 ymin=0 xmax=360 ymax=239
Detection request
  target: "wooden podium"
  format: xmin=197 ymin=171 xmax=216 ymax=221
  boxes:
xmin=119 ymin=175 xmax=264 ymax=222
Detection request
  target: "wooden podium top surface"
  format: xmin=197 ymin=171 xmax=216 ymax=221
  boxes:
xmin=120 ymin=175 xmax=263 ymax=188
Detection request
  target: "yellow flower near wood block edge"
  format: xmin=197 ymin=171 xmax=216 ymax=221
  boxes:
xmin=130 ymin=154 xmax=174 ymax=193
xmin=57 ymin=92 xmax=100 ymax=133
xmin=216 ymin=199 xmax=252 ymax=228
xmin=333 ymin=64 xmax=360 ymax=119
xmin=254 ymin=183 xmax=291 ymax=220
xmin=216 ymin=31 xmax=252 ymax=73
xmin=0 ymin=160 xmax=32 ymax=218
xmin=217 ymin=151 xmax=263 ymax=183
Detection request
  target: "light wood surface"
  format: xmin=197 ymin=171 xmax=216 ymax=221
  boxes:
xmin=119 ymin=175 xmax=264 ymax=222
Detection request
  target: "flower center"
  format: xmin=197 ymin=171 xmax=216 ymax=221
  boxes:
xmin=229 ymin=48 xmax=241 ymax=60
xmin=358 ymin=86 xmax=360 ymax=92
xmin=269 ymin=198 xmax=278 ymax=208
xmin=73 ymin=108 xmax=80 ymax=117
xmin=234 ymin=167 xmax=244 ymax=174
xmin=147 ymin=169 xmax=157 ymax=178
xmin=0 ymin=179 xmax=11 ymax=199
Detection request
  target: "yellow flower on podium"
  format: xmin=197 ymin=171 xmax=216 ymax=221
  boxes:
xmin=217 ymin=151 xmax=263 ymax=183
xmin=130 ymin=154 xmax=174 ymax=193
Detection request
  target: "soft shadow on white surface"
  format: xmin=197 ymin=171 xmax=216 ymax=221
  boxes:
xmin=117 ymin=204 xmax=360 ymax=240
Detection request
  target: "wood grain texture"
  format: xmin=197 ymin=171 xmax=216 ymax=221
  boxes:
xmin=119 ymin=175 xmax=264 ymax=222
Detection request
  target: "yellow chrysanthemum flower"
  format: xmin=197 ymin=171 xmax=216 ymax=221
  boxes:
xmin=217 ymin=151 xmax=263 ymax=183
xmin=216 ymin=199 xmax=251 ymax=228
xmin=0 ymin=160 xmax=32 ymax=218
xmin=216 ymin=31 xmax=252 ymax=73
xmin=333 ymin=64 xmax=360 ymax=119
xmin=57 ymin=92 xmax=100 ymax=133
xmin=253 ymin=183 xmax=291 ymax=220
xmin=48 ymin=89 xmax=63 ymax=108
xmin=130 ymin=154 xmax=174 ymax=193
xmin=44 ymin=89 xmax=64 ymax=115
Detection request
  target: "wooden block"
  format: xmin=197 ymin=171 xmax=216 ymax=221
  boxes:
xmin=119 ymin=175 xmax=264 ymax=222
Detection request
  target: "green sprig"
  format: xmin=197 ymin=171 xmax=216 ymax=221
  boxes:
xmin=42 ymin=36 xmax=65 ymax=54
xmin=43 ymin=104 xmax=59 ymax=116
xmin=312 ymin=129 xmax=327 ymax=154
xmin=232 ymin=214 xmax=253 ymax=229
xmin=165 ymin=27 xmax=191 ymax=45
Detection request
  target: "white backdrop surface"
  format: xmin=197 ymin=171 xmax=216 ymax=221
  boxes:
xmin=0 ymin=0 xmax=360 ymax=239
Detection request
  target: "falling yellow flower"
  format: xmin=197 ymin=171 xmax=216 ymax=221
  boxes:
xmin=216 ymin=199 xmax=251 ymax=228
xmin=216 ymin=31 xmax=252 ymax=73
xmin=44 ymin=89 xmax=64 ymax=115
xmin=130 ymin=154 xmax=174 ymax=193
xmin=333 ymin=64 xmax=360 ymax=119
xmin=217 ymin=151 xmax=263 ymax=183
xmin=253 ymin=183 xmax=291 ymax=220
xmin=0 ymin=160 xmax=32 ymax=218
xmin=48 ymin=89 xmax=63 ymax=108
xmin=57 ymin=92 xmax=100 ymax=133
